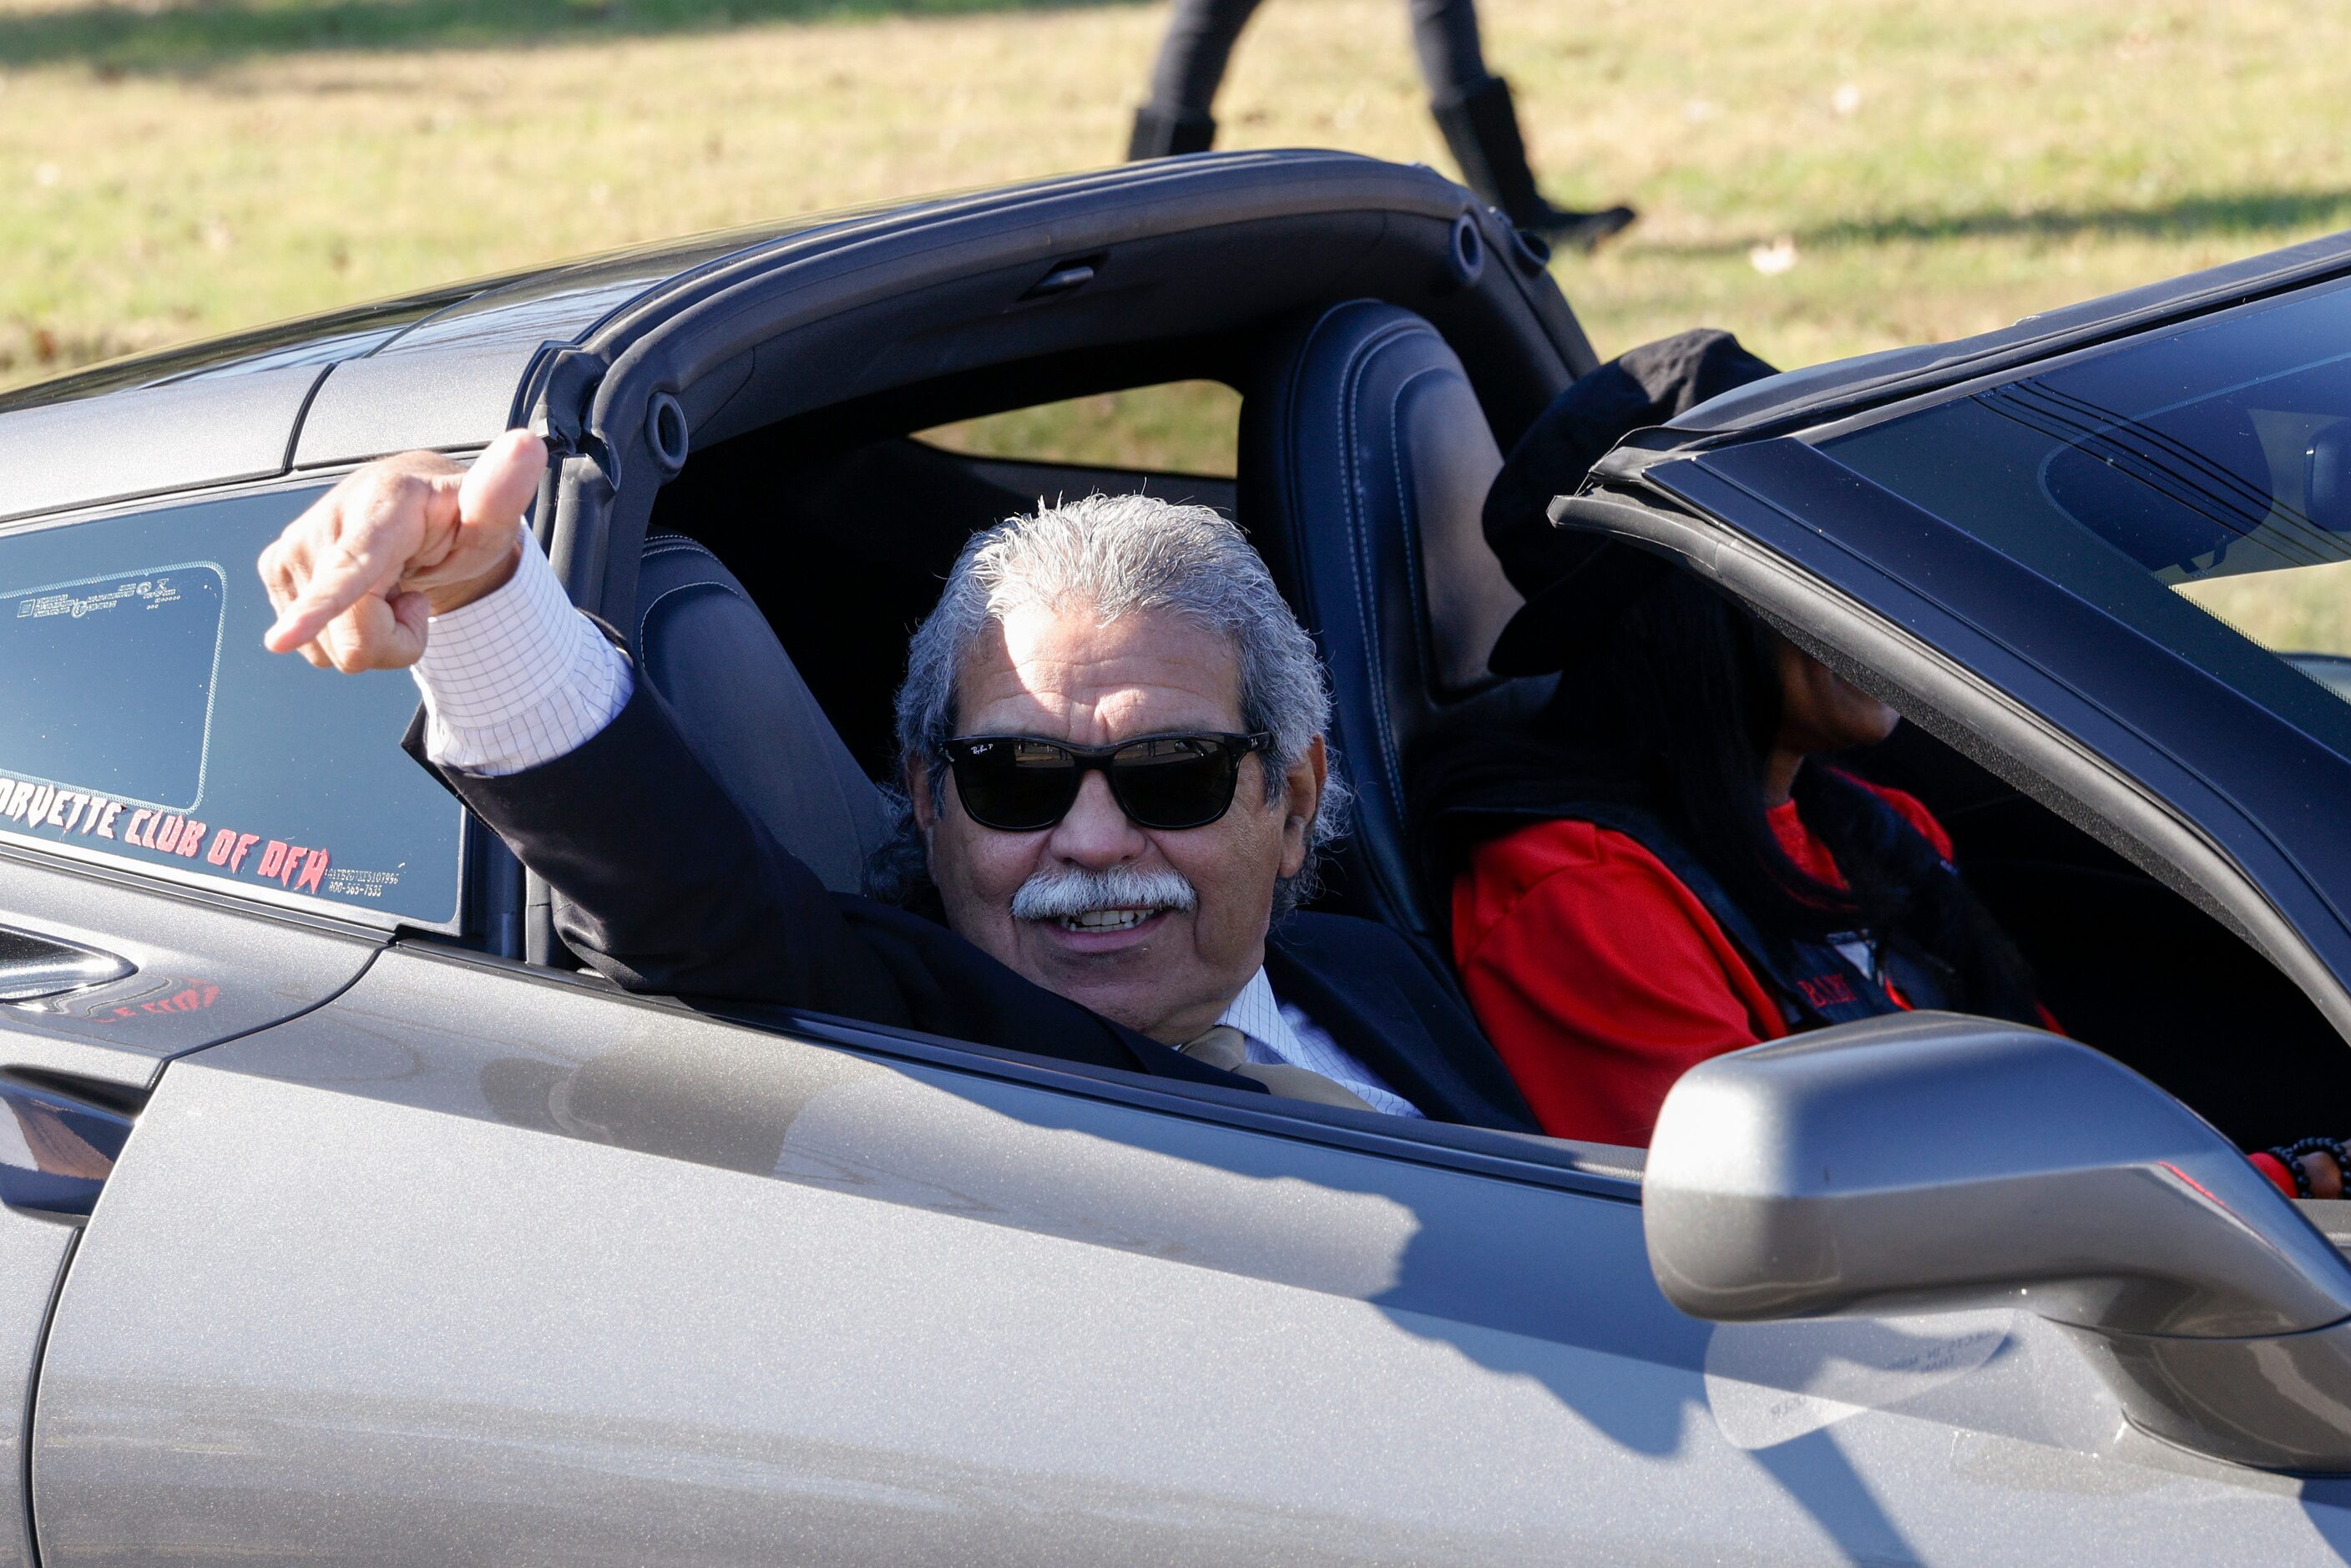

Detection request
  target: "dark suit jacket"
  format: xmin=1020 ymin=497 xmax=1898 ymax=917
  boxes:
xmin=422 ymin=678 xmax=1538 ymax=1133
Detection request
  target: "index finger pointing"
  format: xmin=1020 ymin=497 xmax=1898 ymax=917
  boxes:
xmin=262 ymin=529 xmax=410 ymax=654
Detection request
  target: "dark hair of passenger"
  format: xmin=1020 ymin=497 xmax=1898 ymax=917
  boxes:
xmin=1536 ymin=573 xmax=2043 ymax=1025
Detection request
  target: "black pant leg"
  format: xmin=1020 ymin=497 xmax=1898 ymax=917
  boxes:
xmin=1143 ymin=0 xmax=1269 ymax=114
xmin=1405 ymin=0 xmax=1492 ymax=101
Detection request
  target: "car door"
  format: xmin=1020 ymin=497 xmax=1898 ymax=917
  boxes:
xmin=28 ymin=930 xmax=2351 ymax=1566
xmin=0 ymin=476 xmax=481 ymax=1565
xmin=25 ymin=424 xmax=2351 ymax=1563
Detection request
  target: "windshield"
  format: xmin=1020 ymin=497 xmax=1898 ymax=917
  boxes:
xmin=1822 ymin=280 xmax=2351 ymax=758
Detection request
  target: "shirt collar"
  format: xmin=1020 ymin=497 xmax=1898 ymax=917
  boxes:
xmin=1215 ymin=967 xmax=1305 ymax=1060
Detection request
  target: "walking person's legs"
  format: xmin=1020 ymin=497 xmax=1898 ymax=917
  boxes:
xmin=1413 ymin=0 xmax=1634 ymax=250
xmin=1128 ymin=0 xmax=1268 ymax=158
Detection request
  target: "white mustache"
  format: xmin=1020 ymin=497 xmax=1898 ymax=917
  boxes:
xmin=1011 ymin=864 xmax=1198 ymax=921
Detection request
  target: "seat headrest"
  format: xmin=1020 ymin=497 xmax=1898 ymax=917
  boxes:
xmin=635 ymin=534 xmax=892 ymax=896
xmin=1240 ymin=300 xmax=1551 ymax=939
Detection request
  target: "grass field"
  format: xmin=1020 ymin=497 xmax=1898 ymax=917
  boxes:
xmin=3 ymin=0 xmax=2348 ymax=437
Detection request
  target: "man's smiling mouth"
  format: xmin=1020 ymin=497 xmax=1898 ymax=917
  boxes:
xmin=1012 ymin=866 xmax=1198 ymax=937
xmin=1054 ymin=906 xmax=1162 ymax=933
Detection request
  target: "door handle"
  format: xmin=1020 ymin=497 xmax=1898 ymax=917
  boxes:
xmin=0 ymin=925 xmax=132 ymax=1004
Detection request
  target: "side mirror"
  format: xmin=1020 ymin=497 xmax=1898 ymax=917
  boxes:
xmin=1644 ymin=1013 xmax=2351 ymax=1471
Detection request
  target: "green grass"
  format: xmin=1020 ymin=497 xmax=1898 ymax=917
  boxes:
xmin=0 ymin=0 xmax=1115 ymax=72
xmin=2181 ymin=562 xmax=2351 ymax=661
xmin=5 ymin=0 xmax=2351 ymax=478
xmin=924 ymin=382 xmax=1242 ymax=475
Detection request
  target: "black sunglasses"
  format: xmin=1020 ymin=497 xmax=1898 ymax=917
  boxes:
xmin=941 ymin=731 xmax=1275 ymax=832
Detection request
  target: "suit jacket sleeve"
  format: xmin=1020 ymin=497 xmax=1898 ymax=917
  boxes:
xmin=420 ymin=671 xmax=914 ymax=1014
xmin=410 ymin=672 xmax=1253 ymax=1088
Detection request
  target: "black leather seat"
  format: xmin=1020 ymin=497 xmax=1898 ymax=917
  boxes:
xmin=1240 ymin=300 xmax=1550 ymax=942
xmin=635 ymin=534 xmax=892 ymax=895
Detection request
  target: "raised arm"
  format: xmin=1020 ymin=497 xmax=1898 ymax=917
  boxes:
xmin=255 ymin=438 xmax=1206 ymax=1083
xmin=255 ymin=433 xmax=896 ymax=1010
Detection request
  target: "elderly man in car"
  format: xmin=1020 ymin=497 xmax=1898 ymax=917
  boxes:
xmin=259 ymin=431 xmax=1535 ymax=1130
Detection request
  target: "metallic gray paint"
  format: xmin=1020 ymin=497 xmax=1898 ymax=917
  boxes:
xmin=291 ymin=346 xmax=532 ymax=468
xmin=1645 ymin=1013 xmax=2351 ymax=1337
xmin=0 ymin=211 xmax=867 ymax=417
xmin=3 ymin=164 xmax=2348 ymax=1555
xmin=0 ymin=845 xmax=381 ymax=1090
xmin=2082 ymin=1319 xmax=2351 ymax=1471
xmin=0 ymin=928 xmax=131 ymax=1004
xmin=0 ymin=366 xmax=324 ymax=524
xmin=33 ymin=948 xmax=2351 ymax=1563
xmin=0 ymin=1080 xmax=134 ymax=1222
xmin=0 ymin=294 xmax=457 ymax=415
xmin=0 ymin=1215 xmax=70 ymax=1568
xmin=1646 ymin=1013 xmax=2351 ymax=1470
xmin=0 ymin=770 xmax=387 ymax=1568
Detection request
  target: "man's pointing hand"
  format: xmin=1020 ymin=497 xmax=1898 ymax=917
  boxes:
xmin=259 ymin=427 xmax=547 ymax=671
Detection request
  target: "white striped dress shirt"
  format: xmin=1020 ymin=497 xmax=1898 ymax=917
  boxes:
xmin=1216 ymin=968 xmax=1423 ymax=1118
xmin=412 ymin=529 xmax=632 ymax=776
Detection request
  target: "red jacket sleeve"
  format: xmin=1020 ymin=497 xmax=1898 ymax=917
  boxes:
xmin=1453 ymin=820 xmax=1788 ymax=1146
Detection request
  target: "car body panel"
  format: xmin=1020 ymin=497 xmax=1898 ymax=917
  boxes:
xmin=290 ymin=229 xmax=837 ymax=467
xmin=0 ymin=216 xmax=873 ymax=418
xmin=0 ymin=850 xmax=380 ymax=1085
xmin=0 ymin=295 xmax=460 ymax=417
xmin=0 ymin=846 xmax=384 ymax=1568
xmin=0 ymin=366 xmax=324 ymax=525
xmin=289 ymin=346 xmax=530 ymax=468
xmin=30 ymin=945 xmax=2351 ymax=1565
xmin=0 ymin=1216 xmax=73 ymax=1568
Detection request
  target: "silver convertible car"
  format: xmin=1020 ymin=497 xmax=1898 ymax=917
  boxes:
xmin=4 ymin=150 xmax=2351 ymax=1563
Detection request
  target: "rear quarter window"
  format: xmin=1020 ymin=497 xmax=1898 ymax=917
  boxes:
xmin=0 ymin=485 xmax=463 ymax=928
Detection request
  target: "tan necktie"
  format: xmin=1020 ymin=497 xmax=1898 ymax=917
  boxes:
xmin=1180 ymin=1024 xmax=1377 ymax=1112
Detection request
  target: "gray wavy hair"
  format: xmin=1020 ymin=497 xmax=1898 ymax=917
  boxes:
xmin=873 ymin=492 xmax=1350 ymax=911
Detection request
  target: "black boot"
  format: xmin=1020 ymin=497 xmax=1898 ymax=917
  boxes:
xmin=1431 ymin=76 xmax=1636 ymax=251
xmin=1127 ymin=104 xmax=1217 ymax=161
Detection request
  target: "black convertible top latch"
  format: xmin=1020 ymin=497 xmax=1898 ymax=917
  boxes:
xmin=1021 ymin=254 xmax=1105 ymax=302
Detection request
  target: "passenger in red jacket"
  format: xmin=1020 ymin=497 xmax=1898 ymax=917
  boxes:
xmin=1433 ymin=569 xmax=2048 ymax=1145
xmin=1428 ymin=330 xmax=2351 ymax=1196
xmin=1423 ymin=330 xmax=2049 ymax=1146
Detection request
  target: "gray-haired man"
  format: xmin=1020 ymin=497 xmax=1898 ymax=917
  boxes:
xmin=256 ymin=432 xmax=1536 ymax=1130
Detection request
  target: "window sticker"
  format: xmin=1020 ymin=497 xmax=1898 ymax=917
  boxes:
xmin=0 ymin=778 xmax=332 ymax=893
xmin=0 ymin=489 xmax=464 ymax=929
xmin=0 ymin=564 xmax=223 ymax=812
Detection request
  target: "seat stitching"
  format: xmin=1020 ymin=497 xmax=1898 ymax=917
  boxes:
xmin=1328 ymin=316 xmax=1388 ymax=796
xmin=1385 ymin=362 xmax=1445 ymax=708
xmin=1316 ymin=311 xmax=1420 ymax=923
xmin=1334 ymin=317 xmax=1426 ymax=829
xmin=637 ymin=579 xmax=736 ymax=656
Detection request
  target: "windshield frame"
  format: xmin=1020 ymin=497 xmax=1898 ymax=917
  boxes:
xmin=1792 ymin=276 xmax=2351 ymax=771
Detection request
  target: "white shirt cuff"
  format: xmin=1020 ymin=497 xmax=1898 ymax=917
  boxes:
xmin=412 ymin=527 xmax=633 ymax=776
